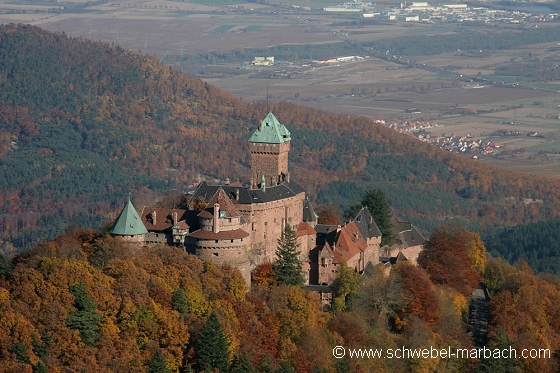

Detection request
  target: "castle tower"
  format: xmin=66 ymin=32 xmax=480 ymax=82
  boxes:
xmin=184 ymin=188 xmax=252 ymax=287
xmin=110 ymin=195 xmax=148 ymax=245
xmin=248 ymin=112 xmax=291 ymax=188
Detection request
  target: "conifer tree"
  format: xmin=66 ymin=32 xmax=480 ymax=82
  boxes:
xmin=345 ymin=189 xmax=394 ymax=246
xmin=8 ymin=341 xmax=30 ymax=364
xmin=195 ymin=311 xmax=230 ymax=373
xmin=171 ymin=288 xmax=189 ymax=315
xmin=147 ymin=350 xmax=171 ymax=373
xmin=0 ymin=253 xmax=11 ymax=278
xmin=275 ymin=361 xmax=296 ymax=373
xmin=273 ymin=225 xmax=304 ymax=286
xmin=32 ymin=361 xmax=48 ymax=373
xmin=231 ymin=351 xmax=254 ymax=373
xmin=66 ymin=284 xmax=103 ymax=347
xmin=257 ymin=353 xmax=275 ymax=373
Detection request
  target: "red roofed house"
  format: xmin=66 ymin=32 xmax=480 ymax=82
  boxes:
xmin=141 ymin=208 xmax=190 ymax=247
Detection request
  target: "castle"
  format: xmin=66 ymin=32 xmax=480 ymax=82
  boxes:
xmin=110 ymin=112 xmax=425 ymax=287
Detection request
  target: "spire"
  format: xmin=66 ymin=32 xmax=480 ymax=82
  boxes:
xmin=248 ymin=112 xmax=291 ymax=144
xmin=110 ymin=196 xmax=148 ymax=236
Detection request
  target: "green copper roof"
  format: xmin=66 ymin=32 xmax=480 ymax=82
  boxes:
xmin=248 ymin=112 xmax=291 ymax=144
xmin=110 ymin=198 xmax=148 ymax=236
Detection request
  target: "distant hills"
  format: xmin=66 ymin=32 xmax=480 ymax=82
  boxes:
xmin=2 ymin=23 xmax=560 ymax=253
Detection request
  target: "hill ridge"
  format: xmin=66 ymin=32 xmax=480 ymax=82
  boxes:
xmin=1 ymin=23 xmax=560 ymax=252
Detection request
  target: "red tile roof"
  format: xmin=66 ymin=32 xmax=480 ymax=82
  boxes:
xmin=296 ymin=221 xmax=316 ymax=237
xmin=198 ymin=188 xmax=242 ymax=218
xmin=140 ymin=208 xmax=189 ymax=232
xmin=334 ymin=222 xmax=366 ymax=262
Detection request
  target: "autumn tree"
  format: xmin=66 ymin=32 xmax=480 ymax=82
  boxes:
xmin=252 ymin=262 xmax=276 ymax=286
xmin=391 ymin=262 xmax=440 ymax=327
xmin=273 ymin=225 xmax=304 ymax=286
xmin=418 ymin=222 xmax=481 ymax=296
xmin=315 ymin=203 xmax=342 ymax=225
xmin=332 ymin=261 xmax=359 ymax=311
xmin=195 ymin=311 xmax=230 ymax=373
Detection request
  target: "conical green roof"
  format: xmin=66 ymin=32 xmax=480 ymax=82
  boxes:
xmin=110 ymin=197 xmax=148 ymax=236
xmin=248 ymin=112 xmax=291 ymax=144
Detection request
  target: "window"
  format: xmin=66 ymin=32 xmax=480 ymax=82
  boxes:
xmin=213 ymin=253 xmax=218 ymax=257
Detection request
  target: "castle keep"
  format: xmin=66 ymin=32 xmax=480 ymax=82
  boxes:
xmin=111 ymin=112 xmax=425 ymax=287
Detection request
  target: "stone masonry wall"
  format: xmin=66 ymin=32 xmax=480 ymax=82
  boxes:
xmin=250 ymin=142 xmax=290 ymax=186
xmin=236 ymin=192 xmax=306 ymax=267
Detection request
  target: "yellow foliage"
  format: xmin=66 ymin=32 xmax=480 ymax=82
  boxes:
xmin=452 ymin=293 xmax=468 ymax=316
xmin=467 ymin=232 xmax=486 ymax=274
xmin=148 ymin=300 xmax=189 ymax=371
xmin=100 ymin=317 xmax=121 ymax=338
xmin=213 ymin=299 xmax=241 ymax=360
xmin=184 ymin=284 xmax=209 ymax=317
xmin=277 ymin=335 xmax=297 ymax=362
xmin=0 ymin=287 xmax=9 ymax=304
xmin=117 ymin=297 xmax=138 ymax=332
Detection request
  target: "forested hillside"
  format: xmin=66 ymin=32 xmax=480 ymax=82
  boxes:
xmin=0 ymin=224 xmax=558 ymax=372
xmin=2 ymin=24 xmax=560 ymax=252
xmin=483 ymin=218 xmax=560 ymax=276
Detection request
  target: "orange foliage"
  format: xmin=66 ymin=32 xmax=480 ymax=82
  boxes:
xmin=418 ymin=222 xmax=481 ymax=296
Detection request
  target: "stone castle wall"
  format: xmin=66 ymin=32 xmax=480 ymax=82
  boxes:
xmin=250 ymin=142 xmax=290 ymax=186
xmin=193 ymin=242 xmax=251 ymax=286
xmin=236 ymin=192 xmax=306 ymax=267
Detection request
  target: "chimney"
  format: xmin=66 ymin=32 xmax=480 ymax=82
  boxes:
xmin=235 ymin=189 xmax=240 ymax=201
xmin=151 ymin=211 xmax=157 ymax=225
xmin=225 ymin=177 xmax=230 ymax=185
xmin=286 ymin=172 xmax=290 ymax=183
xmin=172 ymin=211 xmax=178 ymax=225
xmin=213 ymin=203 xmax=220 ymax=233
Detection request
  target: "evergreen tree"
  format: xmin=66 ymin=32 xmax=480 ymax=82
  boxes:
xmin=275 ymin=361 xmax=295 ymax=373
xmin=32 ymin=362 xmax=49 ymax=373
xmin=361 ymin=189 xmax=394 ymax=246
xmin=335 ymin=358 xmax=352 ymax=373
xmin=195 ymin=311 xmax=230 ymax=373
xmin=147 ymin=349 xmax=172 ymax=373
xmin=257 ymin=353 xmax=275 ymax=373
xmin=171 ymin=288 xmax=189 ymax=315
xmin=231 ymin=351 xmax=254 ymax=373
xmin=311 ymin=367 xmax=328 ymax=373
xmin=0 ymin=253 xmax=11 ymax=278
xmin=31 ymin=333 xmax=47 ymax=358
xmin=273 ymin=225 xmax=304 ymax=286
xmin=9 ymin=341 xmax=30 ymax=364
xmin=346 ymin=189 xmax=394 ymax=246
xmin=66 ymin=284 xmax=103 ymax=347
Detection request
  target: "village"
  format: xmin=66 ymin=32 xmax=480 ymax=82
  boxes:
xmin=375 ymin=118 xmax=501 ymax=156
